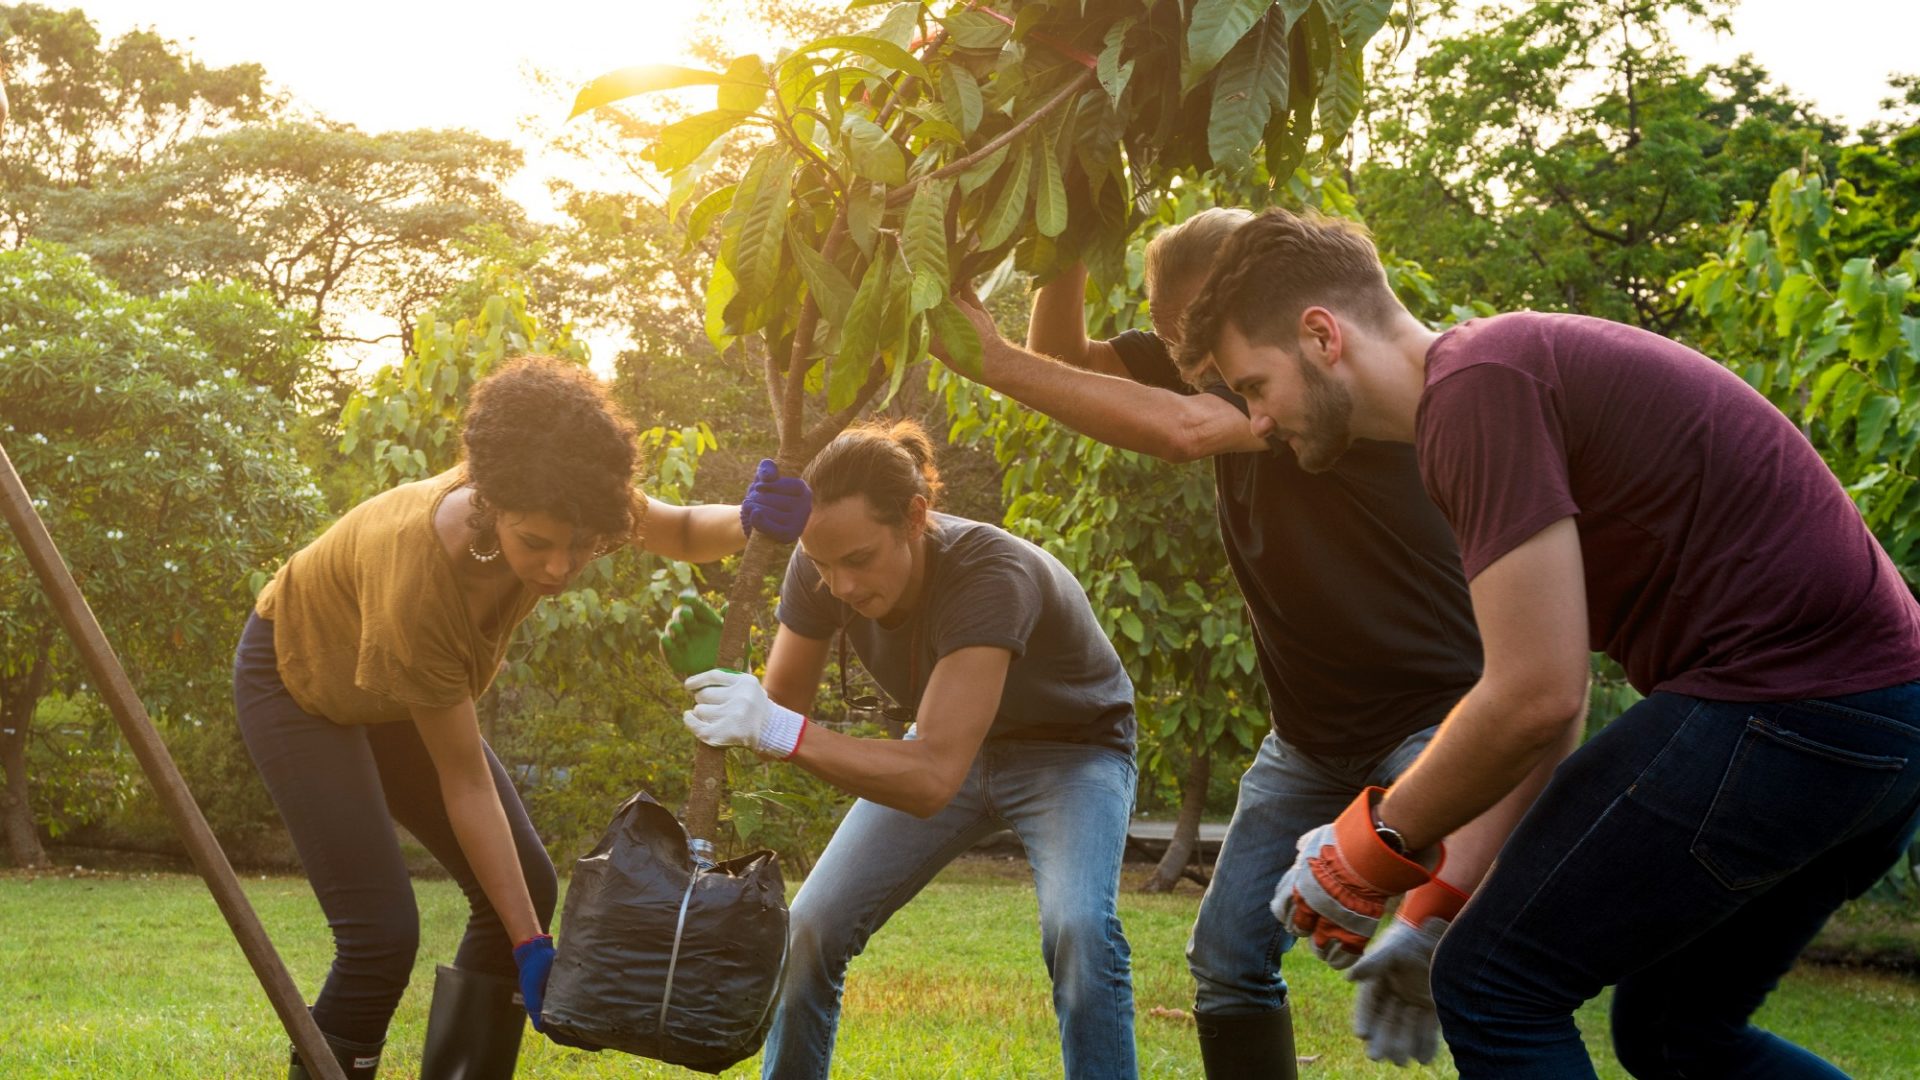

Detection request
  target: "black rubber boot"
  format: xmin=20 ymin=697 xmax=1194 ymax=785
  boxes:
xmin=417 ymin=964 xmax=527 ymax=1080
xmin=287 ymin=1030 xmax=384 ymax=1080
xmin=1196 ymin=1003 xmax=1298 ymax=1080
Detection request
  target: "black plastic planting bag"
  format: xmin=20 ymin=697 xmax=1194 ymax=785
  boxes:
xmin=541 ymin=791 xmax=788 ymax=1073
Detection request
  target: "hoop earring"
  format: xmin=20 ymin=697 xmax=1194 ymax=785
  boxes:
xmin=469 ymin=533 xmax=502 ymax=562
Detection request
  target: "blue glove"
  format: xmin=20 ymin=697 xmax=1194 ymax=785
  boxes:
xmin=740 ymin=459 xmax=811 ymax=543
xmin=513 ymin=933 xmax=555 ymax=1032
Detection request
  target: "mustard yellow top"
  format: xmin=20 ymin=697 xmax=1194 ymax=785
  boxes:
xmin=254 ymin=469 xmax=538 ymax=725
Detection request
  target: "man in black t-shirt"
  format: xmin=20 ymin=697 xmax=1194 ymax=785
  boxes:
xmin=932 ymin=209 xmax=1576 ymax=1077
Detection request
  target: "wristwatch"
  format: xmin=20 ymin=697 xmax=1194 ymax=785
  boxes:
xmin=1371 ymin=804 xmax=1410 ymax=856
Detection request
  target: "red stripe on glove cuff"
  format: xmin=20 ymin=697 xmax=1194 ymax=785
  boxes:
xmin=1398 ymin=878 xmax=1470 ymax=928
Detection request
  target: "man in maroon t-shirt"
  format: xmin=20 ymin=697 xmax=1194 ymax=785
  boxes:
xmin=1174 ymin=208 xmax=1920 ymax=1077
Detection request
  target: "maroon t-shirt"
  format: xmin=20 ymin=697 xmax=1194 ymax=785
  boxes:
xmin=1417 ymin=311 xmax=1920 ymax=701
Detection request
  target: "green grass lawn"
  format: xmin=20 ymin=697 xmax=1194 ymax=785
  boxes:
xmin=4 ymin=857 xmax=1916 ymax=1078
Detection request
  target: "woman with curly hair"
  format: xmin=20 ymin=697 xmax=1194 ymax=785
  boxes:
xmin=233 ymin=356 xmax=811 ymax=1080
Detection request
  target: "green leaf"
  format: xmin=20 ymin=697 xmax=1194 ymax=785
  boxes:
xmin=941 ymin=11 xmax=1012 ymax=50
xmin=957 ymin=143 xmax=1010 ymax=195
xmin=1032 ymin=133 xmax=1067 ymax=238
xmin=977 ymin=138 xmax=1034 ymax=249
xmin=835 ymin=254 xmax=892 ymax=407
xmin=847 ymin=183 xmax=884 ymax=255
xmin=716 ymin=54 xmax=770 ymax=113
xmin=1330 ymin=0 xmax=1393 ymax=46
xmin=1118 ymin=609 xmax=1145 ymax=643
xmin=1810 ymin=361 xmax=1852 ymax=411
xmin=912 ymin=117 xmax=965 ymax=145
xmin=869 ymin=2 xmax=921 ymax=49
xmin=1097 ymin=20 xmax=1137 ymax=102
xmin=1857 ymin=394 xmax=1900 ymax=458
xmin=797 ymin=34 xmax=930 ymax=82
xmin=1316 ymin=40 xmax=1365 ymax=149
xmin=926 ymin=297 xmax=983 ymax=380
xmin=704 ymin=259 xmax=738 ymax=351
xmin=1185 ymin=0 xmax=1271 ymax=91
xmin=649 ymin=110 xmax=745 ymax=173
xmin=843 ymin=114 xmax=908 ymax=186
xmin=941 ymin=64 xmax=984 ymax=137
xmin=788 ymin=229 xmax=857 ymax=325
xmin=1838 ymin=258 xmax=1875 ymax=312
xmin=1208 ymin=9 xmax=1291 ymax=170
xmin=720 ymin=148 xmax=794 ymax=305
xmin=903 ymin=179 xmax=953 ymax=284
xmin=682 ymin=184 xmax=736 ymax=251
xmin=910 ymin=269 xmax=946 ymax=314
xmin=570 ymin=64 xmax=725 ymax=119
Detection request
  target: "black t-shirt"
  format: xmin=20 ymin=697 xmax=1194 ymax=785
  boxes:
xmin=777 ymin=513 xmax=1137 ymax=755
xmin=1109 ymin=329 xmax=1481 ymax=755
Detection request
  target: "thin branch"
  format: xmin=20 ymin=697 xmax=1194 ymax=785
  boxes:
xmin=802 ymin=358 xmax=889 ymax=459
xmin=885 ymin=68 xmax=1094 ymax=208
xmin=782 ymin=216 xmax=848 ymax=451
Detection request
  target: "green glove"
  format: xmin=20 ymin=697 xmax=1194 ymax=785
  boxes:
xmin=661 ymin=589 xmax=726 ymax=679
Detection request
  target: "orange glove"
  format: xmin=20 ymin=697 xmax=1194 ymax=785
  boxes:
xmin=1271 ymin=787 xmax=1443 ymax=969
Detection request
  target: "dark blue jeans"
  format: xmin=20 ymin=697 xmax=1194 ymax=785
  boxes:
xmin=1432 ymin=683 xmax=1920 ymax=1078
xmin=232 ymin=614 xmax=557 ymax=1045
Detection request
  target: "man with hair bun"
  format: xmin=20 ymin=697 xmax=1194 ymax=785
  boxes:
xmin=1180 ymin=206 xmax=1920 ymax=1077
xmin=679 ymin=419 xmax=1141 ymax=1079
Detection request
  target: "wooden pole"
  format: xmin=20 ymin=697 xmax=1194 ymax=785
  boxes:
xmin=0 ymin=442 xmax=346 ymax=1080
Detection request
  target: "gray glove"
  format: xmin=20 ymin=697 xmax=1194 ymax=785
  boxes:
xmin=1347 ymin=917 xmax=1444 ymax=1065
xmin=1345 ymin=877 xmax=1468 ymax=1066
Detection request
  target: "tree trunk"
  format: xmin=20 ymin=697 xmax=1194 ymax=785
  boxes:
xmin=0 ymin=653 xmax=52 ymax=868
xmin=1141 ymin=735 xmax=1213 ymax=894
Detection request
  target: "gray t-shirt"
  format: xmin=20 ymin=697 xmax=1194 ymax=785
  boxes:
xmin=777 ymin=513 xmax=1136 ymax=754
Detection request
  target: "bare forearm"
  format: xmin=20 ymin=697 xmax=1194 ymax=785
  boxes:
xmin=1027 ymin=263 xmax=1093 ymax=362
xmin=441 ymin=779 xmax=542 ymax=943
xmin=979 ymin=336 xmax=1261 ymax=461
xmin=640 ymin=500 xmax=747 ymax=563
xmin=1380 ymin=682 xmax=1587 ymax=852
xmin=789 ymin=725 xmax=962 ymax=818
xmin=1432 ymin=708 xmax=1584 ymax=892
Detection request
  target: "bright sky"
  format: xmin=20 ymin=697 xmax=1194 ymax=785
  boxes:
xmin=74 ymin=0 xmax=1918 ymax=136
xmin=62 ymin=0 xmax=1920 ymax=367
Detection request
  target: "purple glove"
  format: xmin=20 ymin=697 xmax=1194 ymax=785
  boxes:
xmin=740 ymin=459 xmax=811 ymax=543
xmin=513 ymin=933 xmax=555 ymax=1032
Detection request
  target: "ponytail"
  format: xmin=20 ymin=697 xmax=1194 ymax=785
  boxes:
xmin=804 ymin=418 xmax=944 ymax=526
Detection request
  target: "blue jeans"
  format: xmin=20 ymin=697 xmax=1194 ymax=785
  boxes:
xmin=761 ymin=740 xmax=1138 ymax=1079
xmin=1433 ymin=683 xmax=1920 ymax=1078
xmin=1186 ymin=726 xmax=1437 ymax=1016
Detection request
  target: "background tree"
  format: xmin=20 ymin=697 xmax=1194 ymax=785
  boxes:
xmin=0 ymin=3 xmax=277 ymax=245
xmin=1357 ymin=0 xmax=1838 ymax=332
xmin=576 ymin=0 xmax=1405 ymax=842
xmin=34 ymin=122 xmax=526 ymax=353
xmin=1677 ymin=157 xmax=1920 ymax=575
xmin=0 ymin=241 xmax=324 ymax=867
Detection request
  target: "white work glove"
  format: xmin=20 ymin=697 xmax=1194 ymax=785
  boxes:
xmin=683 ymin=669 xmax=807 ymax=759
xmin=1345 ymin=878 xmax=1468 ymax=1066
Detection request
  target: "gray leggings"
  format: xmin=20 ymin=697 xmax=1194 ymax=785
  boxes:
xmin=232 ymin=613 xmax=557 ymax=1044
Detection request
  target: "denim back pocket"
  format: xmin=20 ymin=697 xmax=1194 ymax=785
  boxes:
xmin=1691 ymin=715 xmax=1906 ymax=891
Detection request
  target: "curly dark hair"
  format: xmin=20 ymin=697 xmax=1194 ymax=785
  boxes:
xmin=460 ymin=355 xmax=644 ymax=545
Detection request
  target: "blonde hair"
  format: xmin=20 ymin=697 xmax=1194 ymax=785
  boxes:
xmin=1143 ymin=206 xmax=1254 ymax=304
